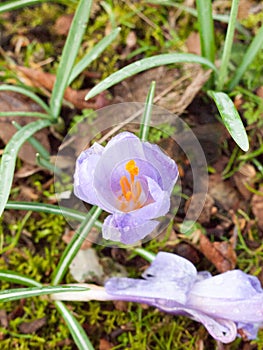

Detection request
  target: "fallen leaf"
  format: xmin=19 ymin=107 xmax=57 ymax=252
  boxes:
xmin=99 ymin=339 xmax=114 ymax=350
xmin=0 ymin=90 xmax=50 ymax=165
xmin=0 ymin=310 xmax=8 ymax=328
xmin=16 ymin=66 xmax=109 ymax=110
xmin=186 ymin=32 xmax=201 ymax=55
xmin=54 ymin=14 xmax=74 ymax=36
xmin=15 ymin=164 xmax=42 ymax=178
xmin=251 ymin=185 xmax=263 ymax=230
xmin=199 ymin=234 xmax=236 ymax=272
xmin=185 ymin=193 xmax=215 ymax=225
xmin=19 ymin=317 xmax=46 ymax=334
xmin=209 ymin=174 xmax=244 ymax=211
xmin=233 ymin=163 xmax=256 ymax=200
xmin=113 ymin=65 xmax=211 ymax=114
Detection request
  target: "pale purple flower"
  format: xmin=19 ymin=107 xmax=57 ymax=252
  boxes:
xmin=74 ymin=132 xmax=178 ymax=244
xmin=105 ymin=252 xmax=263 ymax=343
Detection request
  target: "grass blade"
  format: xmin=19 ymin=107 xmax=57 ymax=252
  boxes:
xmin=0 ymin=0 xmax=45 ymax=13
xmin=55 ymin=301 xmax=95 ymax=350
xmin=0 ymin=85 xmax=50 ymax=113
xmin=12 ymin=121 xmax=50 ymax=160
xmin=52 ymin=206 xmax=102 ymax=285
xmin=68 ymin=27 xmax=121 ymax=85
xmin=50 ymin=0 xmax=93 ymax=120
xmin=133 ymin=248 xmax=156 ymax=262
xmin=216 ymin=0 xmax=240 ymax=90
xmin=0 ymin=270 xmax=42 ymax=287
xmin=0 ymin=112 xmax=50 ymax=119
xmin=139 ymin=81 xmax=156 ymax=142
xmin=228 ymin=24 xmax=263 ymax=90
xmin=0 ymin=119 xmax=51 ymax=217
xmin=0 ymin=286 xmax=88 ymax=303
xmin=145 ymin=1 xmax=249 ymax=36
xmin=196 ymin=0 xmax=215 ymax=64
xmin=85 ymin=53 xmax=218 ymax=100
xmin=208 ymin=90 xmax=249 ymax=151
xmin=5 ymin=201 xmax=103 ymax=228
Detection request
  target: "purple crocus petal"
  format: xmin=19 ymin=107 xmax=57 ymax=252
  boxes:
xmin=74 ymin=143 xmax=104 ymax=205
xmin=131 ymin=177 xmax=170 ymax=220
xmin=142 ymin=252 xmax=197 ymax=288
xmin=188 ymin=270 xmax=263 ymax=323
xmin=237 ymin=322 xmax=260 ymax=340
xmin=103 ymin=251 xmax=263 ymax=343
xmin=102 ymin=177 xmax=171 ymax=243
xmin=74 ymin=132 xmax=179 ymax=244
xmin=93 ymin=135 xmax=147 ymax=211
xmin=106 ymin=277 xmax=189 ymax=305
xmin=187 ymin=310 xmax=237 ymax=343
xmin=142 ymin=141 xmax=178 ymax=193
xmin=102 ymin=213 xmax=159 ymax=244
xmin=190 ymin=270 xmax=262 ymax=299
xmin=106 ymin=252 xmax=197 ymax=303
xmin=104 ymin=131 xmax=138 ymax=150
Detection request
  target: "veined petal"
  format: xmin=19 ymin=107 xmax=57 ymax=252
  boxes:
xmin=105 ymin=277 xmax=190 ymax=305
xmin=142 ymin=252 xmax=197 ymax=283
xmin=102 ymin=212 xmax=158 ymax=244
xmin=106 ymin=253 xmax=197 ymax=304
xmin=142 ymin=141 xmax=178 ymax=193
xmin=74 ymin=142 xmax=104 ymax=205
xmin=93 ymin=135 xmax=147 ymax=211
xmin=188 ymin=293 xmax=263 ymax=324
xmin=187 ymin=310 xmax=237 ymax=344
xmin=130 ymin=177 xmax=170 ymax=221
xmin=190 ymin=270 xmax=263 ymax=299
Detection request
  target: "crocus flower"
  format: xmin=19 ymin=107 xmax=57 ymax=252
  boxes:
xmin=104 ymin=252 xmax=263 ymax=343
xmin=74 ymin=132 xmax=178 ymax=244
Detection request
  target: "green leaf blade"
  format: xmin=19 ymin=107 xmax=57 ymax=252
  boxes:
xmin=0 ymin=119 xmax=51 ymax=217
xmin=0 ymin=286 xmax=88 ymax=303
xmin=0 ymin=270 xmax=42 ymax=287
xmin=68 ymin=27 xmax=121 ymax=85
xmin=85 ymin=53 xmax=218 ymax=100
xmin=50 ymin=0 xmax=93 ymax=120
xmin=51 ymin=206 xmax=102 ymax=285
xmin=208 ymin=91 xmax=249 ymax=151
xmin=55 ymin=301 xmax=95 ymax=350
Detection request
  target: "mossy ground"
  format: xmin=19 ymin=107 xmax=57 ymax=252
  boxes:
xmin=1 ymin=1 xmax=263 ymax=349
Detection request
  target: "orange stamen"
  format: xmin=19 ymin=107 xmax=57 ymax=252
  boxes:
xmin=120 ymin=176 xmax=131 ymax=200
xmin=125 ymin=160 xmax=139 ymax=183
xmin=119 ymin=160 xmax=142 ymax=211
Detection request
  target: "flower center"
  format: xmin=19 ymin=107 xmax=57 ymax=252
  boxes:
xmin=118 ymin=160 xmax=143 ymax=211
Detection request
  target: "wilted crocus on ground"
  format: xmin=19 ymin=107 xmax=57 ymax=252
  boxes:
xmin=74 ymin=132 xmax=178 ymax=244
xmin=105 ymin=252 xmax=263 ymax=343
xmin=53 ymin=252 xmax=263 ymax=343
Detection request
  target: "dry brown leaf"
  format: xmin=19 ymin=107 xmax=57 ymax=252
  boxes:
xmin=199 ymin=234 xmax=236 ymax=272
xmin=209 ymin=174 xmax=244 ymax=211
xmin=54 ymin=14 xmax=74 ymax=36
xmin=113 ymin=65 xmax=211 ymax=114
xmin=0 ymin=310 xmax=8 ymax=328
xmin=0 ymin=90 xmax=50 ymax=165
xmin=233 ymin=163 xmax=256 ymax=200
xmin=186 ymin=32 xmax=201 ymax=55
xmin=19 ymin=317 xmax=46 ymax=334
xmin=185 ymin=193 xmax=215 ymax=225
xmin=16 ymin=66 xmax=109 ymax=110
xmin=251 ymin=185 xmax=263 ymax=230
xmin=99 ymin=339 xmax=114 ymax=350
xmin=15 ymin=164 xmax=42 ymax=178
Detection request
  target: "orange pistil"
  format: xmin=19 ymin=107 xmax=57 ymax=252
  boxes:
xmin=119 ymin=160 xmax=143 ymax=211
